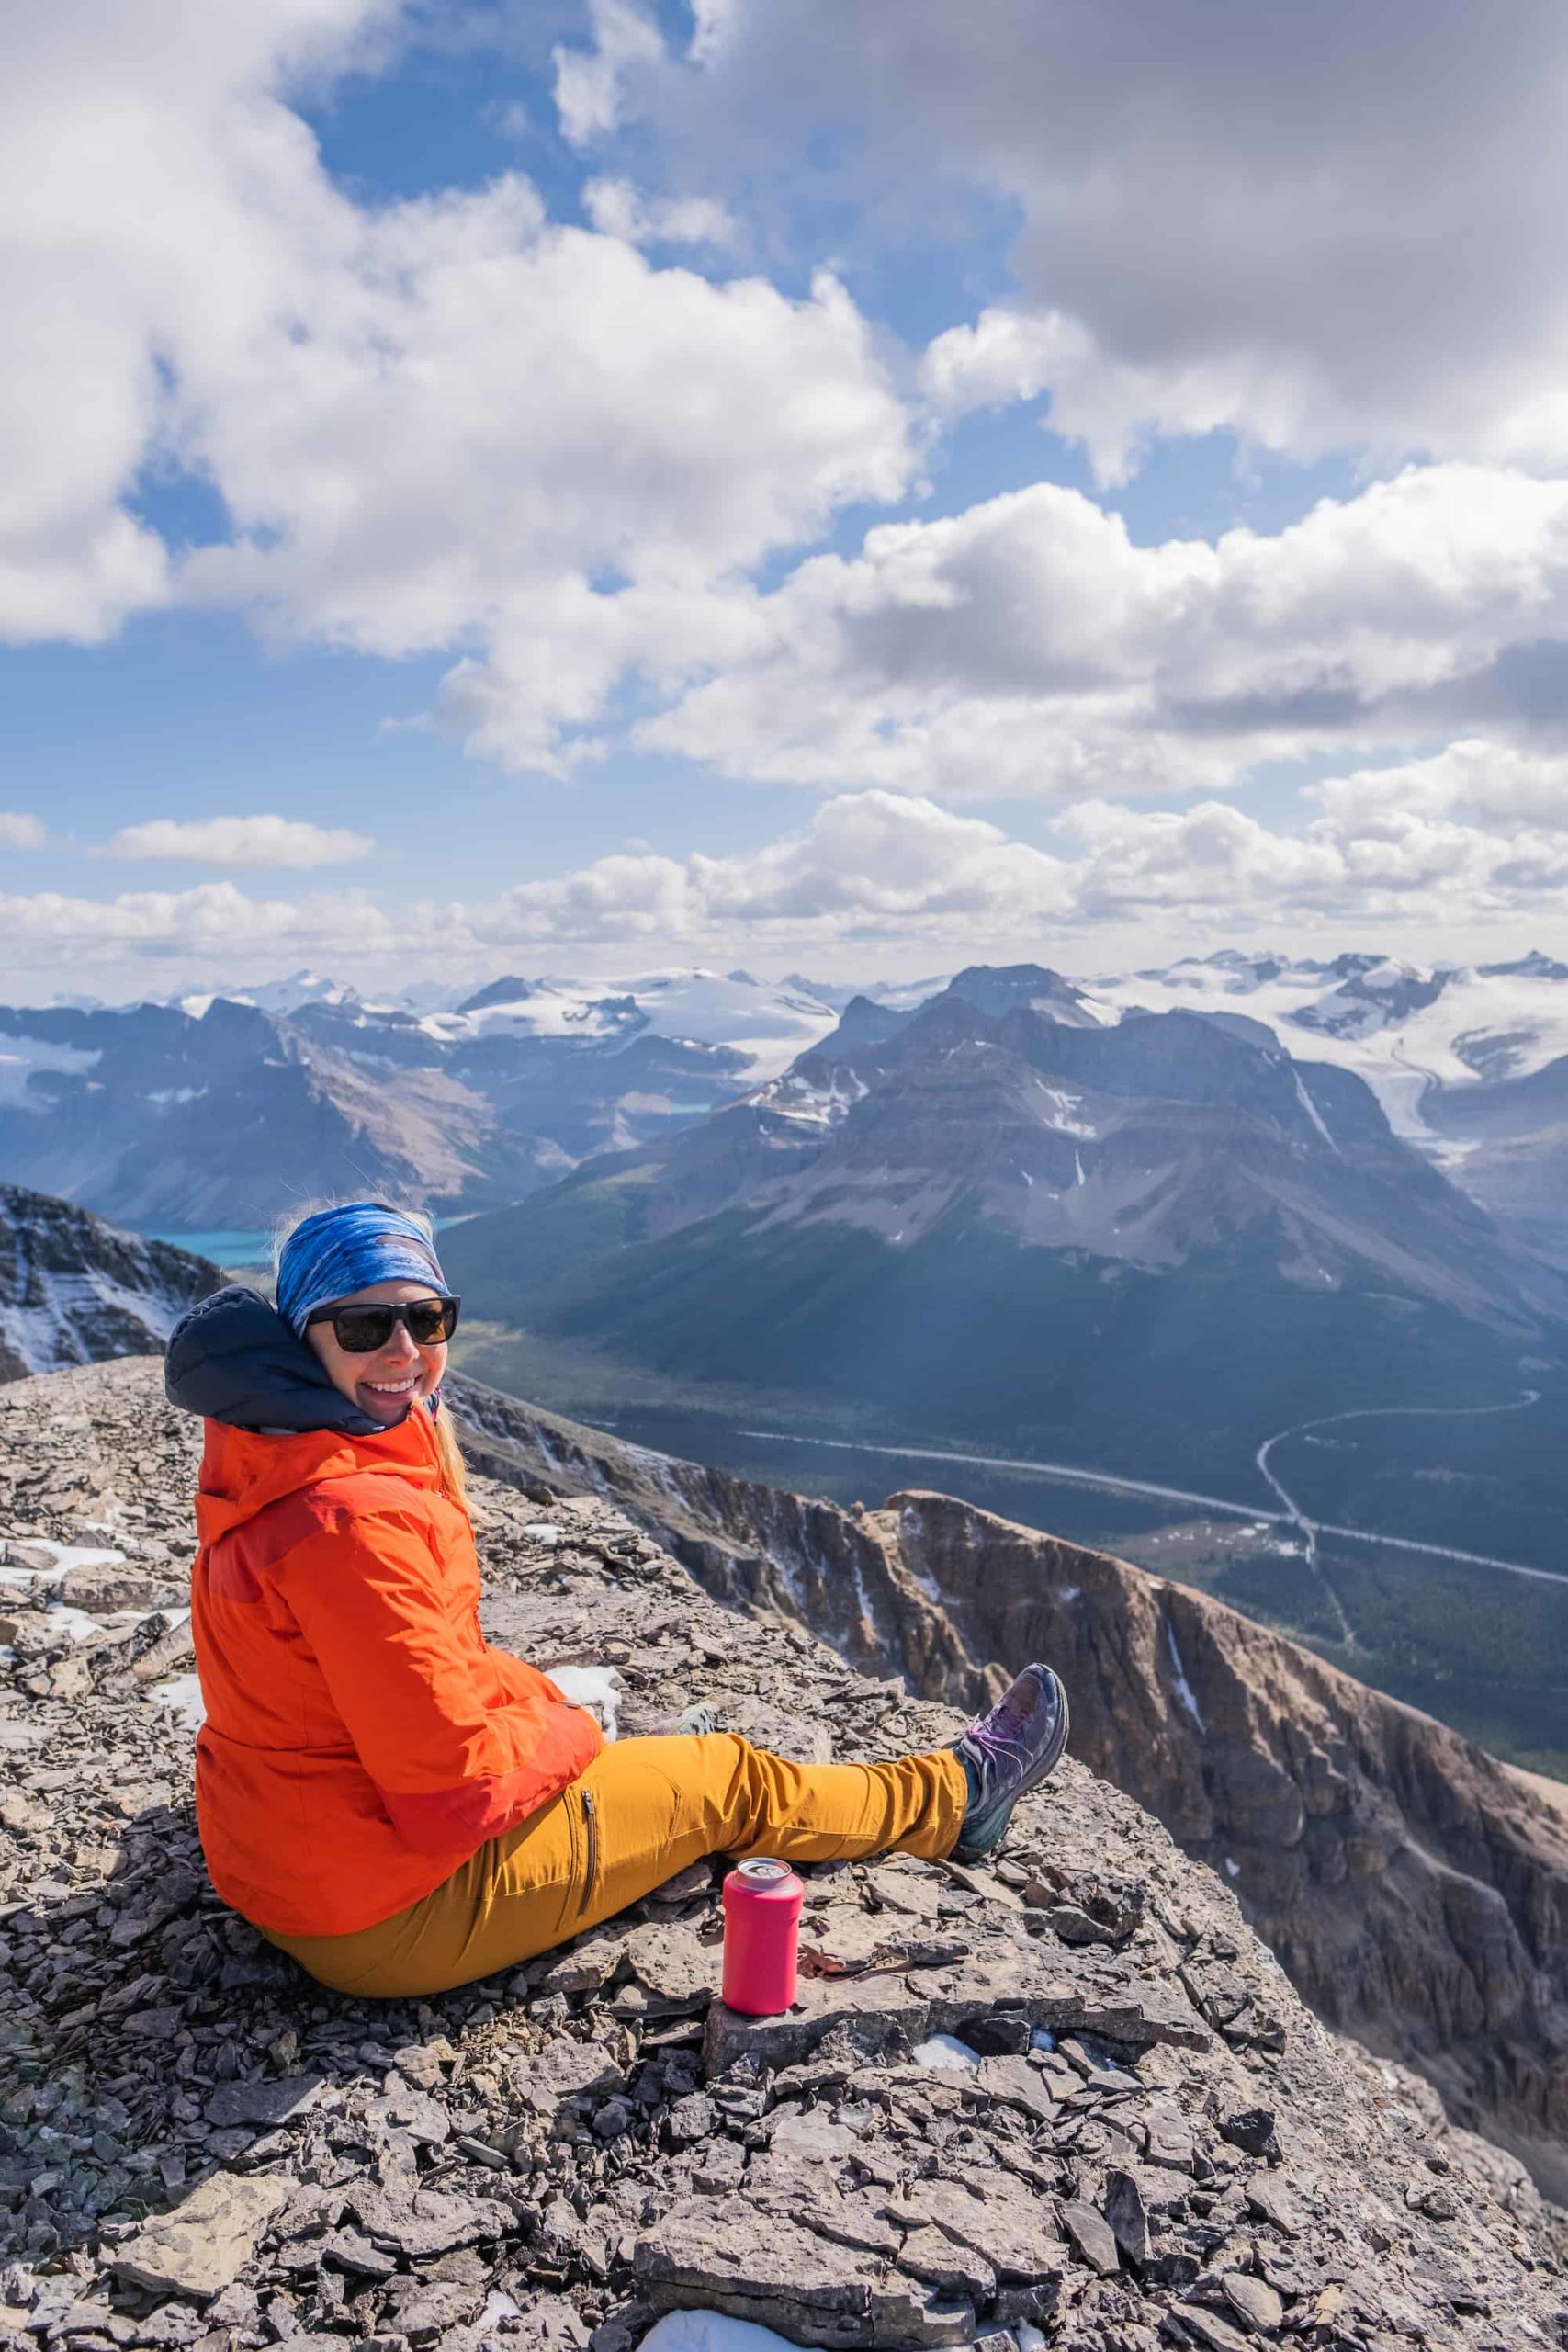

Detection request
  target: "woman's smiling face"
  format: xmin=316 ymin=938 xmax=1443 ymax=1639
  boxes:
xmin=303 ymin=1278 xmax=448 ymax=1425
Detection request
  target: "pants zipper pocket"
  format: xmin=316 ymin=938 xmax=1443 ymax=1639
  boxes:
xmin=577 ymin=1788 xmax=600 ymax=1919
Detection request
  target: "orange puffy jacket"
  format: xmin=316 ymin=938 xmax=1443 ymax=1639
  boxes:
xmin=190 ymin=1405 xmax=603 ymax=1936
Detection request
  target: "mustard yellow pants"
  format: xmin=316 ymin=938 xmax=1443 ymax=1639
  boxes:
xmin=265 ymin=1731 xmax=968 ymax=1998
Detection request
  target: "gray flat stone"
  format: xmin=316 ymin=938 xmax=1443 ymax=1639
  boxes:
xmin=109 ymin=2174 xmax=290 ymax=2301
xmin=970 ymin=2052 xmax=1057 ymax=2123
xmin=1176 ymin=2305 xmax=1254 ymax=2352
xmin=204 ymin=2075 xmax=322 ymax=2131
xmin=1222 ymin=2269 xmax=1285 ymax=2331
xmin=514 ymin=2039 xmax=626 ymax=2112
xmin=892 ymin=2174 xmax=1063 ymax=2283
xmin=705 ymin=1934 xmax=1210 ymax=2075
xmin=1059 ymin=2199 xmax=1120 ymax=2278
xmin=634 ymin=2193 xmax=971 ymax=2347
xmin=621 ymin=1921 xmax=722 ymax=2012
xmin=346 ymin=2184 xmax=509 ymax=2259
xmin=746 ymin=2105 xmax=867 ymax=2191
xmin=1103 ymin=2168 xmax=1152 ymax=2264
xmin=897 ymin=2222 xmax=997 ymax=2302
xmin=361 ymin=2078 xmax=451 ymax=2145
xmin=321 ymin=2229 xmax=398 ymax=2280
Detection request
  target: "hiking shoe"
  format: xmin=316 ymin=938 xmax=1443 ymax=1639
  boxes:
xmin=951 ymin=1663 xmax=1070 ymax=1860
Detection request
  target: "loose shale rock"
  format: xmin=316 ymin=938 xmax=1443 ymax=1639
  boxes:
xmin=0 ymin=1355 xmax=1563 ymax=2352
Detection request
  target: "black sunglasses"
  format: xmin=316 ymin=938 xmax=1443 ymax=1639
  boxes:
xmin=305 ymin=1295 xmax=460 ymax=1352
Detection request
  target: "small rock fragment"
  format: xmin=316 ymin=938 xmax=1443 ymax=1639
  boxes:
xmin=1222 ymin=2269 xmax=1285 ymax=2331
xmin=1176 ymin=2303 xmax=1255 ymax=2352
xmin=1059 ymin=2199 xmax=1120 ymax=2278
xmin=1102 ymin=2169 xmax=1152 ymax=2265
xmin=204 ymin=2074 xmax=322 ymax=2130
xmin=1219 ymin=2106 xmax=1280 ymax=2160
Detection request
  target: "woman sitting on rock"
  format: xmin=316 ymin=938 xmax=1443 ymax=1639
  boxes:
xmin=164 ymin=1200 xmax=1069 ymax=1999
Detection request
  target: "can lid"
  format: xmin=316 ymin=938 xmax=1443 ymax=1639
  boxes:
xmin=734 ymin=1858 xmax=792 ymax=1885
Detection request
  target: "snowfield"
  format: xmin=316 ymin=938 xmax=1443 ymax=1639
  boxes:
xmin=1091 ymin=953 xmax=1568 ymax=1142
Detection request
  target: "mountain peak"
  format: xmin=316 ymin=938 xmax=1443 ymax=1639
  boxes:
xmin=1480 ymin=949 xmax=1568 ymax=980
xmin=456 ymin=974 xmax=535 ymax=1013
xmin=942 ymin=962 xmax=1097 ymax=1022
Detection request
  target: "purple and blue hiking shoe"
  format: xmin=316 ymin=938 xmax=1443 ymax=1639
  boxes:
xmin=951 ymin=1663 xmax=1070 ymax=1860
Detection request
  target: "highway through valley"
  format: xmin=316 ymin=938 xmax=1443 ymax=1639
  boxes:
xmin=738 ymin=1415 xmax=1568 ymax=1590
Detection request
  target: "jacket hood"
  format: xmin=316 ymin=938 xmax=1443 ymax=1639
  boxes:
xmin=194 ymin=1408 xmax=442 ymax=1545
xmin=168 ymin=1285 xmax=447 ymax=1544
xmin=165 ymin=1284 xmax=392 ymax=1437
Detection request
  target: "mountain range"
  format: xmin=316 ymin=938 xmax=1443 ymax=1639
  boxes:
xmin=441 ymin=966 xmax=1568 ymax=1527
xmin=1105 ymin=948 xmax=1568 ymax=1272
xmin=6 ymin=947 xmax=1568 ymax=1260
xmin=0 ymin=972 xmax=840 ymax=1230
xmin=12 ymin=941 xmax=1568 ymax=1261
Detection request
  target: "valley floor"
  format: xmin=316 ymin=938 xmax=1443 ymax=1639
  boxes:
xmin=453 ymin=1329 xmax=1568 ymax=1786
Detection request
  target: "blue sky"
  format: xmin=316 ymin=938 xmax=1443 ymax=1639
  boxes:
xmin=5 ymin=1 xmax=1568 ymax=1000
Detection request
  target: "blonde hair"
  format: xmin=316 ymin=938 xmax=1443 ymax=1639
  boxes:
xmin=434 ymin=1407 xmax=470 ymax=1513
xmin=273 ymin=1196 xmax=469 ymax=1514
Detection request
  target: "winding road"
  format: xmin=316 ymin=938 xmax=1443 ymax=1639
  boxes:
xmin=738 ymin=1408 xmax=1568 ymax=1590
xmin=1252 ymin=1389 xmax=1546 ymax=1642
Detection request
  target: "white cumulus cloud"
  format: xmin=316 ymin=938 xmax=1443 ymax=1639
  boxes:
xmin=0 ymin=880 xmax=394 ymax=959
xmin=582 ymin=178 xmax=738 ymax=251
xmin=464 ymin=791 xmax=1075 ymax=944
xmin=5 ymin=756 xmax=1568 ymax=995
xmin=0 ymin=0 xmax=915 ymax=779
xmin=107 ymin=815 xmax=375 ymax=869
xmin=638 ymin=467 xmax=1568 ymax=797
xmin=0 ymin=813 xmax=48 ymax=851
xmin=553 ymin=0 xmax=666 ymax=146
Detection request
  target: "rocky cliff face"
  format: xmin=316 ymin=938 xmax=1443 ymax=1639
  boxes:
xmin=0 ymin=1187 xmax=219 ymax=1383
xmin=1 ymin=1356 xmax=1565 ymax=2352
xmin=451 ymin=1378 xmax=1568 ymax=2203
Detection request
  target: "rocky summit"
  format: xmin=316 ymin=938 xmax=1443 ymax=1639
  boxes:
xmin=2 ymin=1359 xmax=1566 ymax=2352
xmin=452 ymin=1381 xmax=1568 ymax=2206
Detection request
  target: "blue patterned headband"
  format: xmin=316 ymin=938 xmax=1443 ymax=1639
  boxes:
xmin=276 ymin=1203 xmax=447 ymax=1338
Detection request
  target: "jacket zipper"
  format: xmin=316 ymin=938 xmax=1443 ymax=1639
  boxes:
xmin=577 ymin=1788 xmax=600 ymax=1918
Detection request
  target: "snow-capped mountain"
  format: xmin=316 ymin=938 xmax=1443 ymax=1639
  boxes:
xmin=164 ymin=967 xmax=842 ymax=1075
xmin=420 ymin=967 xmax=841 ymax=1076
xmin=454 ymin=966 xmax=1562 ymax=1325
xmin=1094 ymin=947 xmax=1568 ymax=1263
xmin=168 ymin=970 xmax=372 ymax=1020
xmin=0 ymin=969 xmax=842 ymax=1230
xmin=0 ymin=1185 xmax=220 ymax=1380
xmin=443 ymin=965 xmax=1568 ymax=1539
xmin=1098 ymin=949 xmax=1568 ymax=1121
xmin=10 ymin=946 xmax=1567 ymax=1261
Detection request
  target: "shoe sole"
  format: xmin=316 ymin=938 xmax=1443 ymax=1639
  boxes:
xmin=952 ymin=1671 xmax=1071 ymax=1861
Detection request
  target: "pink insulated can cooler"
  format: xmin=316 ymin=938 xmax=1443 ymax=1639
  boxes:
xmin=721 ymin=1858 xmax=805 ymax=2015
